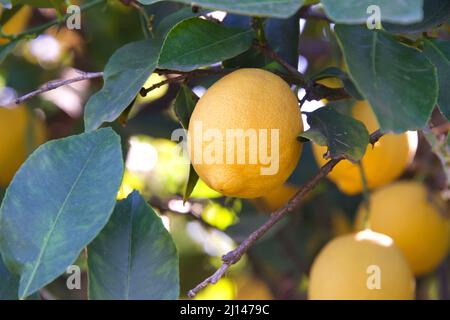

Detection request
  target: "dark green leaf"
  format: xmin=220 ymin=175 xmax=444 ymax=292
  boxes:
xmin=0 ymin=254 xmax=19 ymax=300
xmin=0 ymin=40 xmax=18 ymax=65
xmin=184 ymin=165 xmax=199 ymax=202
xmin=423 ymin=38 xmax=450 ymax=119
xmin=84 ymin=40 xmax=160 ymax=132
xmin=173 ymin=84 xmax=197 ymax=129
xmin=0 ymin=128 xmax=124 ymax=299
xmin=335 ymin=25 xmax=438 ymax=132
xmin=11 ymin=0 xmax=64 ymax=7
xmin=384 ymin=0 xmax=450 ymax=33
xmin=310 ymin=67 xmax=363 ymax=100
xmin=155 ymin=6 xmax=198 ymax=39
xmin=138 ymin=0 xmax=304 ymax=18
xmin=158 ymin=17 xmax=254 ymax=71
xmin=321 ymin=0 xmax=423 ymax=24
xmin=88 ymin=191 xmax=179 ymax=300
xmin=299 ymin=107 xmax=369 ymax=162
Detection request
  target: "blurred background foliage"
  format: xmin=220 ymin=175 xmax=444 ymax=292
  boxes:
xmin=0 ymin=0 xmax=449 ymax=300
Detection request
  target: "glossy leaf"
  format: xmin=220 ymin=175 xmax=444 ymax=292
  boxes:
xmin=138 ymin=0 xmax=304 ymax=18
xmin=0 ymin=128 xmax=124 ymax=299
xmin=423 ymin=38 xmax=450 ymax=119
xmin=158 ymin=17 xmax=254 ymax=71
xmin=88 ymin=191 xmax=179 ymax=300
xmin=321 ymin=0 xmax=423 ymax=24
xmin=384 ymin=0 xmax=450 ymax=33
xmin=84 ymin=40 xmax=160 ymax=132
xmin=299 ymin=107 xmax=369 ymax=162
xmin=335 ymin=25 xmax=438 ymax=132
xmin=0 ymin=254 xmax=19 ymax=300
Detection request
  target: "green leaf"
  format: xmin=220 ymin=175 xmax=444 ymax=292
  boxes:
xmin=321 ymin=0 xmax=423 ymax=24
xmin=310 ymin=67 xmax=363 ymax=100
xmin=335 ymin=25 xmax=438 ymax=132
xmin=155 ymin=6 xmax=198 ymax=39
xmin=423 ymin=38 xmax=450 ymax=120
xmin=158 ymin=17 xmax=254 ymax=71
xmin=138 ymin=0 xmax=304 ymax=18
xmin=173 ymin=84 xmax=197 ymax=129
xmin=0 ymin=254 xmax=19 ymax=300
xmin=84 ymin=40 xmax=160 ymax=132
xmin=0 ymin=128 xmax=124 ymax=299
xmin=184 ymin=165 xmax=199 ymax=202
xmin=299 ymin=107 xmax=369 ymax=162
xmin=384 ymin=0 xmax=450 ymax=33
xmin=0 ymin=40 xmax=18 ymax=65
xmin=88 ymin=191 xmax=179 ymax=300
xmin=172 ymin=85 xmax=200 ymax=200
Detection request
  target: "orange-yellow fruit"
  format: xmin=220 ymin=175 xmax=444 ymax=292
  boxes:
xmin=312 ymin=101 xmax=417 ymax=195
xmin=355 ymin=181 xmax=450 ymax=276
xmin=0 ymin=6 xmax=33 ymax=45
xmin=254 ymin=183 xmax=299 ymax=212
xmin=0 ymin=105 xmax=46 ymax=187
xmin=188 ymin=68 xmax=303 ymax=198
xmin=309 ymin=230 xmax=415 ymax=300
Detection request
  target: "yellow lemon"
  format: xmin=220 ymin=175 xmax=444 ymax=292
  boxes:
xmin=308 ymin=230 xmax=415 ymax=300
xmin=355 ymin=181 xmax=450 ymax=276
xmin=254 ymin=183 xmax=299 ymax=212
xmin=0 ymin=6 xmax=33 ymax=45
xmin=312 ymin=101 xmax=417 ymax=195
xmin=0 ymin=105 xmax=46 ymax=187
xmin=188 ymin=68 xmax=303 ymax=198
xmin=235 ymin=276 xmax=273 ymax=300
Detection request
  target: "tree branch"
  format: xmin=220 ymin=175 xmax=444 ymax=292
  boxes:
xmin=188 ymin=130 xmax=384 ymax=298
xmin=15 ymin=71 xmax=104 ymax=104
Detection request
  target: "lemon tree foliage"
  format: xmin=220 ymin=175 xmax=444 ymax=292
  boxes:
xmin=320 ymin=0 xmax=424 ymax=24
xmin=335 ymin=25 xmax=438 ymax=133
xmin=138 ymin=0 xmax=305 ymax=18
xmin=84 ymin=40 xmax=160 ymax=132
xmin=0 ymin=128 xmax=123 ymax=299
xmin=300 ymin=107 xmax=369 ymax=162
xmin=0 ymin=0 xmax=449 ymax=301
xmin=88 ymin=191 xmax=179 ymax=300
xmin=173 ymin=85 xmax=199 ymax=200
xmin=384 ymin=0 xmax=450 ymax=34
xmin=159 ymin=17 xmax=254 ymax=71
xmin=423 ymin=39 xmax=450 ymax=119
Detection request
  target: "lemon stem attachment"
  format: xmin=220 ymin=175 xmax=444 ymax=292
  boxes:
xmin=358 ymin=161 xmax=371 ymax=229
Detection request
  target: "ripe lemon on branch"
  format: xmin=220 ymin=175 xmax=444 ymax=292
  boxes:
xmin=355 ymin=181 xmax=450 ymax=276
xmin=0 ymin=105 xmax=46 ymax=187
xmin=312 ymin=101 xmax=417 ymax=195
xmin=308 ymin=230 xmax=415 ymax=300
xmin=188 ymin=68 xmax=303 ymax=198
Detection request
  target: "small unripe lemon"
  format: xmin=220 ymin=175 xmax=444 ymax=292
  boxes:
xmin=312 ymin=101 xmax=417 ymax=195
xmin=188 ymin=68 xmax=303 ymax=198
xmin=355 ymin=181 xmax=450 ymax=276
xmin=0 ymin=6 xmax=33 ymax=45
xmin=309 ymin=230 xmax=415 ymax=300
xmin=0 ymin=105 xmax=46 ymax=187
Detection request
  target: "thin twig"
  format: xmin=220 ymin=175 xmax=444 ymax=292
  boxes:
xmin=188 ymin=130 xmax=383 ymax=298
xmin=15 ymin=71 xmax=104 ymax=104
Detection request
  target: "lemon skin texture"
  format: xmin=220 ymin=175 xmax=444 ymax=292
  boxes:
xmin=188 ymin=68 xmax=303 ymax=198
xmin=0 ymin=6 xmax=33 ymax=45
xmin=312 ymin=101 xmax=417 ymax=195
xmin=355 ymin=181 xmax=450 ymax=276
xmin=254 ymin=183 xmax=299 ymax=212
xmin=0 ymin=105 xmax=46 ymax=187
xmin=308 ymin=230 xmax=415 ymax=300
